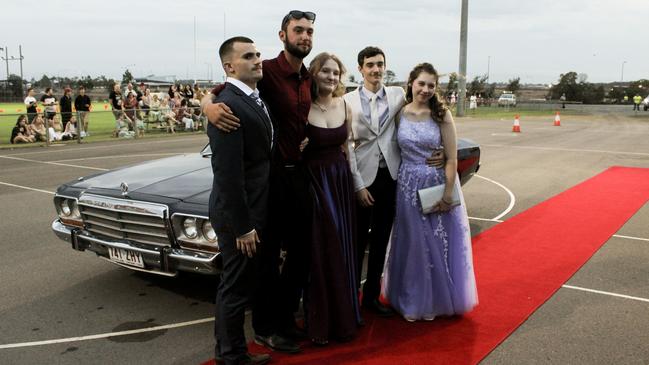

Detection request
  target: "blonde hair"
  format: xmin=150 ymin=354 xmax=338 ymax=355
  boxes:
xmin=308 ymin=52 xmax=346 ymax=98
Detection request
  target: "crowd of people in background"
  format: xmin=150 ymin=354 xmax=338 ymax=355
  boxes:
xmin=108 ymin=82 xmax=207 ymax=137
xmin=11 ymin=86 xmax=84 ymax=144
xmin=10 ymin=82 xmax=210 ymax=144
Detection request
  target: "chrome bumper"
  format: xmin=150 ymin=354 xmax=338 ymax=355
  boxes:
xmin=52 ymin=219 xmax=221 ymax=276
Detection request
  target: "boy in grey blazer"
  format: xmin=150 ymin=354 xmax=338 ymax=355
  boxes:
xmin=344 ymin=47 xmax=443 ymax=316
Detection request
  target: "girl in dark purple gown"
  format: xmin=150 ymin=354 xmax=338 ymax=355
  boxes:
xmin=303 ymin=52 xmax=361 ymax=345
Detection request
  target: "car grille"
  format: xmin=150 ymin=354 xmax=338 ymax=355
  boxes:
xmin=78 ymin=194 xmax=171 ymax=247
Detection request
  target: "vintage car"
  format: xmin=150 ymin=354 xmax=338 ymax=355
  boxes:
xmin=52 ymin=141 xmax=481 ymax=277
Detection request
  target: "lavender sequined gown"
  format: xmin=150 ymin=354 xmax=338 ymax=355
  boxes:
xmin=384 ymin=116 xmax=478 ymax=320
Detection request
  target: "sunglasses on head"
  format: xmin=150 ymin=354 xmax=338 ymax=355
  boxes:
xmin=283 ymin=10 xmax=316 ymax=25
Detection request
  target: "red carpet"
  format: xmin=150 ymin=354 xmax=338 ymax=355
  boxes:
xmin=203 ymin=166 xmax=649 ymax=365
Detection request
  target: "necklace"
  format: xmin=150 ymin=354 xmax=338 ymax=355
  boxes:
xmin=313 ymin=99 xmax=332 ymax=112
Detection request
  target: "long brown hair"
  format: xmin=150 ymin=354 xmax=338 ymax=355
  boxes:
xmin=405 ymin=63 xmax=448 ymax=123
xmin=308 ymin=52 xmax=347 ymax=99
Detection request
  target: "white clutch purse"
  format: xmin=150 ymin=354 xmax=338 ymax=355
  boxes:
xmin=417 ymin=183 xmax=461 ymax=214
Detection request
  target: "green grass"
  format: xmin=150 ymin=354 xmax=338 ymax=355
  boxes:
xmin=0 ymin=102 xmax=205 ymax=148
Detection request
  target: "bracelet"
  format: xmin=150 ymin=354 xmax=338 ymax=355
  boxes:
xmin=441 ymin=198 xmax=452 ymax=205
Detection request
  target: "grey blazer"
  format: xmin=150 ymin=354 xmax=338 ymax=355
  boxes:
xmin=344 ymin=86 xmax=406 ymax=191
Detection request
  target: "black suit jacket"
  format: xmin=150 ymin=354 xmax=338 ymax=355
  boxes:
xmin=208 ymin=82 xmax=274 ymax=237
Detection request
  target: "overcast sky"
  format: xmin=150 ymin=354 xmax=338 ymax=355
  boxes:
xmin=2 ymin=0 xmax=647 ymax=85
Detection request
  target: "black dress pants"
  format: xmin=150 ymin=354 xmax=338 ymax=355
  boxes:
xmin=252 ymin=163 xmax=312 ymax=335
xmin=356 ymin=167 xmax=396 ymax=304
xmin=214 ymin=230 xmax=257 ymax=364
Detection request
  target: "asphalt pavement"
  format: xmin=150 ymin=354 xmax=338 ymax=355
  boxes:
xmin=0 ymin=114 xmax=647 ymax=364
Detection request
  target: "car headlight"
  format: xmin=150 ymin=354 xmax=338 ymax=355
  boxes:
xmin=61 ymin=199 xmax=72 ymax=216
xmin=172 ymin=214 xmax=220 ymax=253
xmin=55 ymin=197 xmax=83 ymax=227
xmin=202 ymin=220 xmax=217 ymax=243
xmin=182 ymin=217 xmax=198 ymax=239
xmin=70 ymin=200 xmax=80 ymax=217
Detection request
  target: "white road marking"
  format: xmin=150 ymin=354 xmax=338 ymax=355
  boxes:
xmin=473 ymin=174 xmax=516 ymax=221
xmin=468 ymin=216 xmax=503 ymax=223
xmin=612 ymin=234 xmax=649 ymax=242
xmin=0 ymin=155 xmax=108 ymax=171
xmin=2 ymin=136 xmax=206 ymax=157
xmin=0 ymin=317 xmax=214 ymax=349
xmin=52 ymin=153 xmax=185 ymax=163
xmin=0 ymin=181 xmax=55 ymax=195
xmin=562 ymin=285 xmax=649 ymax=303
xmin=482 ymin=144 xmax=649 ymax=157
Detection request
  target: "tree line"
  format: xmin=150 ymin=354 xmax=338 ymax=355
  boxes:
xmin=0 ymin=69 xmax=141 ymax=98
xmin=442 ymin=72 xmax=648 ymax=104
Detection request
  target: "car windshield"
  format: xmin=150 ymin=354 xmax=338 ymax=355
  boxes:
xmin=500 ymin=94 xmax=513 ymax=99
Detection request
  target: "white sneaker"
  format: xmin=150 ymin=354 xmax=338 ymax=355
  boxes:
xmin=80 ymin=131 xmax=87 ymax=138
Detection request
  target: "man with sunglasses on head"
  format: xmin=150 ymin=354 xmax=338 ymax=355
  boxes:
xmin=203 ymin=10 xmax=316 ymax=354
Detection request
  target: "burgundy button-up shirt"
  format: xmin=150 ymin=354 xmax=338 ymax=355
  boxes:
xmin=258 ymin=51 xmax=312 ymax=164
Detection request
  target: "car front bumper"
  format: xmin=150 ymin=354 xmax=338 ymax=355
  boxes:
xmin=52 ymin=219 xmax=221 ymax=276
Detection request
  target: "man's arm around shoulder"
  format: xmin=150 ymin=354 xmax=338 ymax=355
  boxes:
xmin=202 ymin=85 xmax=241 ymax=132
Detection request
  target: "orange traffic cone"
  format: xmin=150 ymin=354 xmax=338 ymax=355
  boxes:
xmin=512 ymin=115 xmax=521 ymax=132
xmin=104 ymin=104 xmax=109 ymax=110
xmin=0 ymin=109 xmax=4 ymax=113
xmin=553 ymin=111 xmax=561 ymax=126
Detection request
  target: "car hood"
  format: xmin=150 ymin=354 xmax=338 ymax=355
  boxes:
xmin=71 ymin=154 xmax=213 ymax=203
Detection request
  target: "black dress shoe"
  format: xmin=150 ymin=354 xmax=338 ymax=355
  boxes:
xmin=363 ymin=299 xmax=395 ymax=317
xmin=239 ymin=352 xmax=271 ymax=365
xmin=254 ymin=334 xmax=301 ymax=353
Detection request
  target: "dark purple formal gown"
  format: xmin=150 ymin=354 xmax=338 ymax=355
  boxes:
xmin=303 ymin=122 xmax=361 ymax=342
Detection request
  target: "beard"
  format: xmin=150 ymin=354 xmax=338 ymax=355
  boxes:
xmin=284 ymin=40 xmax=312 ymax=59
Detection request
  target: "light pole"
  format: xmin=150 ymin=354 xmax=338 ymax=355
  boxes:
xmin=487 ymin=55 xmax=491 ymax=81
xmin=204 ymin=62 xmax=213 ymax=82
xmin=456 ymin=0 xmax=469 ymax=117
xmin=1 ymin=46 xmax=25 ymax=94
xmin=621 ymin=61 xmax=627 ymax=82
xmin=0 ymin=47 xmax=8 ymax=90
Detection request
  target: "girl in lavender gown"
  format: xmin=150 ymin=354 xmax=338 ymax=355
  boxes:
xmin=384 ymin=63 xmax=478 ymax=322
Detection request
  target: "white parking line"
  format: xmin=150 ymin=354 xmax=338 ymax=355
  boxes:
xmin=0 ymin=317 xmax=214 ymax=349
xmin=613 ymin=234 xmax=649 ymax=242
xmin=562 ymin=285 xmax=649 ymax=303
xmin=482 ymin=144 xmax=649 ymax=157
xmin=0 ymin=181 xmax=55 ymax=195
xmin=52 ymin=153 xmax=185 ymax=163
xmin=473 ymin=174 xmax=516 ymax=221
xmin=468 ymin=216 xmax=503 ymax=223
xmin=2 ymin=136 xmax=206 ymax=157
xmin=0 ymin=155 xmax=108 ymax=171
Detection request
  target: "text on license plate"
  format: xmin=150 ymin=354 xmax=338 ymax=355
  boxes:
xmin=108 ymin=247 xmax=145 ymax=268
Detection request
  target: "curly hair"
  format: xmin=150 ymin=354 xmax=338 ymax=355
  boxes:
xmin=405 ymin=63 xmax=448 ymax=123
xmin=308 ymin=52 xmax=347 ymax=99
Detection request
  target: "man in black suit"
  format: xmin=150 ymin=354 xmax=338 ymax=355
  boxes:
xmin=208 ymin=36 xmax=274 ymax=365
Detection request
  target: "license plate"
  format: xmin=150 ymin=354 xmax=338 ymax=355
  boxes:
xmin=108 ymin=247 xmax=145 ymax=268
